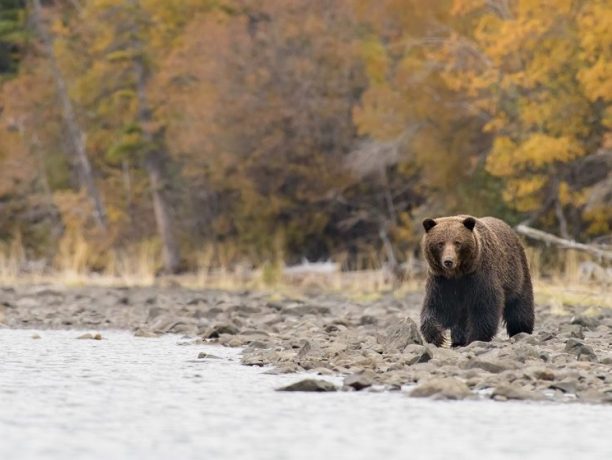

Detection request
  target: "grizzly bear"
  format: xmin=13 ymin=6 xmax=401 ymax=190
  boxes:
xmin=420 ymin=215 xmax=534 ymax=347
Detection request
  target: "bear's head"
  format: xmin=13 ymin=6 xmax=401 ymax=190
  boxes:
xmin=421 ymin=216 xmax=480 ymax=278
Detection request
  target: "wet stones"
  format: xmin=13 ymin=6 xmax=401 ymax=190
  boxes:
xmin=4 ymin=284 xmax=612 ymax=404
xmin=197 ymin=352 xmax=222 ymax=359
xmin=570 ymin=315 xmax=599 ymax=329
xmin=344 ymin=370 xmax=376 ymax=391
xmin=401 ymin=345 xmax=434 ymax=365
xmin=559 ymin=324 xmax=585 ymax=339
xmin=462 ymin=357 xmax=515 ymax=374
xmin=204 ymin=323 xmax=240 ymax=338
xmin=565 ymin=339 xmax=597 ymax=361
xmin=492 ymin=384 xmax=543 ymax=401
xmin=277 ymin=379 xmax=338 ymax=392
xmin=76 ymin=332 xmax=102 ymax=340
xmin=410 ymin=378 xmax=472 ymax=400
xmin=550 ymin=379 xmax=579 ymax=394
xmin=133 ymin=327 xmax=158 ymax=338
xmin=283 ymin=304 xmax=331 ymax=316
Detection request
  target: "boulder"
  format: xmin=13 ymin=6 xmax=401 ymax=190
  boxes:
xmin=344 ymin=370 xmax=376 ymax=391
xmin=378 ymin=318 xmax=423 ymax=353
xmin=277 ymin=379 xmax=338 ymax=392
xmin=565 ymin=339 xmax=597 ymax=361
xmin=410 ymin=377 xmax=472 ymax=400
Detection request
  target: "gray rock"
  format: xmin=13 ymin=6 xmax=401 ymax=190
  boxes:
xmin=296 ymin=341 xmax=312 ymax=360
xmin=429 ymin=347 xmax=462 ymax=365
xmin=277 ymin=379 xmax=337 ymax=392
xmin=402 ymin=345 xmax=434 ymax=365
xmin=526 ymin=367 xmax=555 ymax=381
xmin=550 ymin=379 xmax=579 ymax=394
xmin=360 ymin=315 xmax=378 ymax=325
xmin=559 ymin=324 xmax=585 ymax=339
xmin=570 ymin=315 xmax=599 ymax=329
xmin=197 ymin=352 xmax=222 ymax=359
xmin=600 ymin=356 xmax=612 ymax=365
xmin=492 ymin=384 xmax=542 ymax=401
xmin=537 ymin=331 xmax=555 ymax=342
xmin=261 ymin=364 xmax=299 ymax=375
xmin=564 ymin=339 xmax=597 ymax=361
xmin=344 ymin=370 xmax=375 ymax=390
xmin=133 ymin=328 xmax=157 ymax=338
xmin=76 ymin=332 xmax=102 ymax=340
xmin=410 ymin=377 xmax=471 ymax=400
xmin=578 ymin=390 xmax=612 ymax=404
xmin=509 ymin=343 xmax=541 ymax=362
xmin=16 ymin=297 xmax=41 ymax=309
xmin=147 ymin=306 xmax=165 ymax=320
xmin=205 ymin=324 xmax=240 ymax=338
xmin=509 ymin=332 xmax=532 ymax=343
xmin=1 ymin=300 xmax=16 ymax=309
xmin=464 ymin=340 xmax=495 ymax=352
xmin=378 ymin=318 xmax=423 ymax=353
xmin=245 ymin=340 xmax=270 ymax=349
xmin=284 ymin=305 xmax=331 ymax=316
xmin=463 ymin=358 xmax=514 ymax=374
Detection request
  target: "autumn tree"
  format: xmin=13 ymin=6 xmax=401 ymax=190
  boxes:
xmin=351 ymin=0 xmax=505 ymax=225
xmin=1 ymin=0 xmax=610 ymax=271
xmin=56 ymin=0 xmax=216 ymax=272
xmin=157 ymin=0 xmax=367 ymax=263
xmin=446 ymin=0 xmax=612 ymax=236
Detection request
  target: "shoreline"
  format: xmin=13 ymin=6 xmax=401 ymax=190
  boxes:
xmin=1 ymin=284 xmax=611 ymax=404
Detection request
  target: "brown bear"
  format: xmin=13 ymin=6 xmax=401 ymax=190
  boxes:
xmin=419 ymin=215 xmax=534 ymax=347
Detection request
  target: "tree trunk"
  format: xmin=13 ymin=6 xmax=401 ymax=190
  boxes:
xmin=30 ymin=0 xmax=107 ymax=230
xmin=144 ymin=151 xmax=181 ymax=273
xmin=132 ymin=38 xmax=181 ymax=273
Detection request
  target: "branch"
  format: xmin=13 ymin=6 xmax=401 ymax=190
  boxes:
xmin=516 ymin=224 xmax=612 ymax=261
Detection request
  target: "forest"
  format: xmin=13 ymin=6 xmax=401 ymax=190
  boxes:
xmin=0 ymin=0 xmax=610 ymax=275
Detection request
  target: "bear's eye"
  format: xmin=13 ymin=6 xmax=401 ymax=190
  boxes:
xmin=436 ymin=242 xmax=444 ymax=249
xmin=454 ymin=241 xmax=462 ymax=247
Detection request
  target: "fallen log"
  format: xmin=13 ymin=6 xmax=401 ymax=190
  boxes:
xmin=515 ymin=224 xmax=612 ymax=261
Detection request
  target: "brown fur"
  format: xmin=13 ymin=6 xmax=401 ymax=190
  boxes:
xmin=420 ymin=215 xmax=534 ymax=347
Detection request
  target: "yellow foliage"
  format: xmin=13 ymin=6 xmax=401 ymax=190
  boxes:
xmin=583 ymin=206 xmax=612 ymax=235
xmin=502 ymin=176 xmax=547 ymax=212
xmin=486 ymin=137 xmax=517 ymax=177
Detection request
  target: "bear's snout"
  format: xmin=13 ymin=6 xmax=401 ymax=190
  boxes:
xmin=441 ymin=244 xmax=457 ymax=270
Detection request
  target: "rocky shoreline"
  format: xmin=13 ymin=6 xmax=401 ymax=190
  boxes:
xmin=1 ymin=284 xmax=611 ymax=403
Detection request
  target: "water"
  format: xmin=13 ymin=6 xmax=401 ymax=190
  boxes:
xmin=1 ymin=329 xmax=611 ymax=460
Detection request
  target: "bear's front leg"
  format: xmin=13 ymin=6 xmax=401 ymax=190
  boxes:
xmin=465 ymin=290 xmax=503 ymax=344
xmin=420 ymin=314 xmax=445 ymax=347
xmin=450 ymin=312 xmax=469 ymax=348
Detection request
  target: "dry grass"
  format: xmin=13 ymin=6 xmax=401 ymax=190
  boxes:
xmin=0 ymin=237 xmax=609 ymax=310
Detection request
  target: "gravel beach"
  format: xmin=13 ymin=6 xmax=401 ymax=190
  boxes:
xmin=1 ymin=284 xmax=611 ymax=403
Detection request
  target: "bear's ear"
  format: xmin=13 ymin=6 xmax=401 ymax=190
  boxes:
xmin=463 ymin=216 xmax=477 ymax=231
xmin=422 ymin=218 xmax=437 ymax=232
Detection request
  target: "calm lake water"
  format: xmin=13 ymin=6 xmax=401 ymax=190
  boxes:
xmin=1 ymin=329 xmax=611 ymax=460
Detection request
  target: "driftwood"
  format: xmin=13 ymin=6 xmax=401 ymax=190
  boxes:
xmin=516 ymin=224 xmax=612 ymax=261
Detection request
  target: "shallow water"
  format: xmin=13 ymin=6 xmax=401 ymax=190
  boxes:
xmin=1 ymin=329 xmax=611 ymax=460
